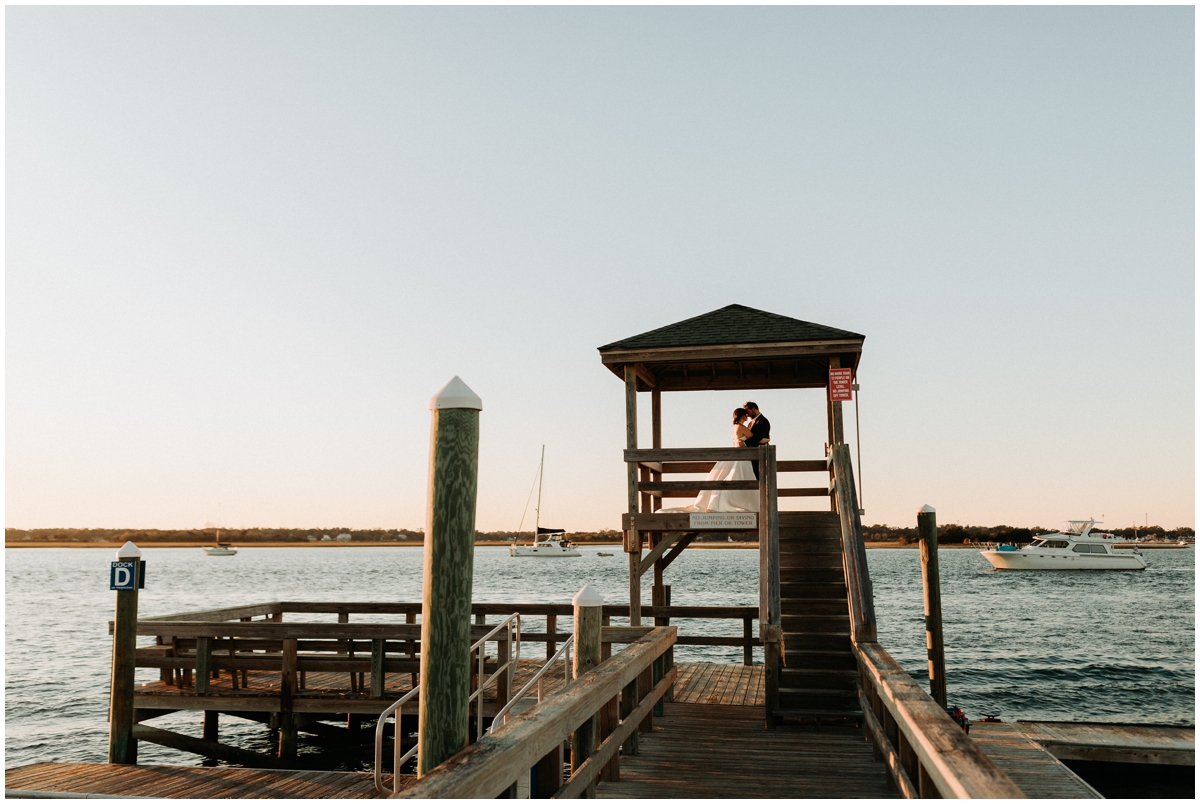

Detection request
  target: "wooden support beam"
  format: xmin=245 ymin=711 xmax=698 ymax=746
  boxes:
xmin=657 ymin=532 xmax=697 ymax=572
xmin=131 ymin=724 xmax=276 ymax=767
xmin=625 ymin=367 xmax=641 ymax=626
xmin=371 ymin=639 xmax=385 ymax=699
xmin=638 ymin=531 xmax=682 ymax=576
xmin=278 ymin=638 xmax=297 ymax=759
xmin=194 ymin=637 xmax=211 ymax=695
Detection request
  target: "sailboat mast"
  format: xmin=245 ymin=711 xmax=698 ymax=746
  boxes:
xmin=535 ymin=445 xmax=545 ymax=536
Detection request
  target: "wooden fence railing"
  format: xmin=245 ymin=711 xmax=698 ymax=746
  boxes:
xmin=829 ymin=444 xmax=1023 ymax=799
xmin=395 ymin=627 xmax=677 ymax=799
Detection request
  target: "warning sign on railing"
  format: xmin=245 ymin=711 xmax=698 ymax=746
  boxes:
xmin=829 ymin=368 xmax=854 ymax=402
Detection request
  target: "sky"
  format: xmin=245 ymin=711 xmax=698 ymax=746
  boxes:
xmin=6 ymin=6 xmax=1194 ymax=533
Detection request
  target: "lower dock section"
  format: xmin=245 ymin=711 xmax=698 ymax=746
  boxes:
xmin=4 ymin=763 xmax=390 ymax=799
xmin=596 ymin=702 xmax=897 ymax=799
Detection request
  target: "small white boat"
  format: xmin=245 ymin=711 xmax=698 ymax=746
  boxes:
xmin=510 ymin=446 xmax=580 ymax=558
xmin=510 ymin=533 xmax=581 ymax=557
xmin=597 ymin=551 xmax=614 ymax=557
xmin=204 ymin=532 xmax=237 ymax=557
xmin=981 ymin=520 xmax=1146 ymax=571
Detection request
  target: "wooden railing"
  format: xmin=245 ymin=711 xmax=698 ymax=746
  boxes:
xmin=829 ymin=445 xmax=1024 ymax=799
xmin=624 ymin=447 xmax=830 ymax=499
xmin=394 ymin=627 xmax=677 ymax=799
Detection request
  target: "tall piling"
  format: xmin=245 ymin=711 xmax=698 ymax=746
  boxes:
xmin=571 ymin=584 xmax=604 ymax=798
xmin=417 ymin=376 xmax=482 ymax=776
xmin=917 ymin=505 xmax=948 ymax=708
xmin=108 ymin=541 xmax=142 ymax=764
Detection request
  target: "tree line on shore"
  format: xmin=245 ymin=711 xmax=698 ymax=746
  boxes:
xmin=6 ymin=523 xmax=1193 ymax=546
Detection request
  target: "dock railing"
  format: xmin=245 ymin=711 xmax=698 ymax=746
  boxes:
xmin=829 ymin=444 xmax=1024 ymax=799
xmin=394 ymin=626 xmax=677 ymax=799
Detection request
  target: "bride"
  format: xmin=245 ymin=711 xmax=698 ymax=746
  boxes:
xmin=668 ymin=408 xmax=760 ymax=513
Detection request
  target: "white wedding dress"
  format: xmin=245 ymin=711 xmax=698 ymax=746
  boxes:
xmin=664 ymin=426 xmax=759 ymax=513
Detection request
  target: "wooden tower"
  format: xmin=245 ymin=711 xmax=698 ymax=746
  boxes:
xmin=597 ymin=304 xmax=877 ymax=726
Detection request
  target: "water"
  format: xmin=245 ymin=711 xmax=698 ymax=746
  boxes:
xmin=5 ymin=545 xmax=1194 ymax=769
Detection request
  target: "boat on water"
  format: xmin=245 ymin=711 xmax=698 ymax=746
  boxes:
xmin=510 ymin=446 xmax=581 ymax=558
xmin=204 ymin=541 xmax=237 ymax=557
xmin=981 ymin=520 xmax=1146 ymax=571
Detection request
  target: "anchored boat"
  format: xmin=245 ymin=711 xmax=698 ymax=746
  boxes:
xmin=981 ymin=520 xmax=1146 ymax=571
xmin=510 ymin=446 xmax=580 ymax=557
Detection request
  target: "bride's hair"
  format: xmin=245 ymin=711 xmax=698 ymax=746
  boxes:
xmin=732 ymin=407 xmax=748 ymax=425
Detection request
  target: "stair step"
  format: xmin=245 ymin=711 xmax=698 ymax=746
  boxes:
xmin=782 ymin=649 xmax=859 ymax=670
xmin=780 ymin=583 xmax=847 ymax=600
xmin=779 ymin=668 xmax=859 ymax=689
xmin=772 ymin=708 xmax=864 ymax=723
xmin=780 ymin=598 xmax=849 ymax=615
xmin=779 ymin=690 xmax=861 ymax=710
xmin=783 ymin=640 xmax=853 ymax=655
xmin=780 ymin=568 xmax=845 ymax=584
xmin=782 ymin=615 xmax=849 ymax=633
xmin=779 ymin=553 xmax=844 ymax=569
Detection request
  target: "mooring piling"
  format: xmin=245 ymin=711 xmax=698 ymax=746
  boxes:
xmin=417 ymin=376 xmax=482 ymax=776
xmin=571 ymin=583 xmax=604 ymax=798
xmin=108 ymin=541 xmax=142 ymax=765
xmin=917 ymin=504 xmax=948 ymax=708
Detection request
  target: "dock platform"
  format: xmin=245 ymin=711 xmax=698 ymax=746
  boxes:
xmin=4 ymin=763 xmax=391 ymax=799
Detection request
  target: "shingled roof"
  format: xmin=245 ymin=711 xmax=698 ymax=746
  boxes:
xmin=598 ymin=304 xmax=863 ymax=352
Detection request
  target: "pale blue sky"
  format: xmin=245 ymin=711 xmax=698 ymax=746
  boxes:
xmin=6 ymin=6 xmax=1194 ymax=532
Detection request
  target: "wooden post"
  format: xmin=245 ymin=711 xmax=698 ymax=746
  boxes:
xmin=203 ymin=711 xmax=218 ymax=742
xmin=625 ymin=366 xmax=641 ymax=626
xmin=571 ymin=584 xmax=603 ymax=798
xmin=651 ymin=388 xmax=662 ymax=512
xmin=534 ymin=743 xmax=563 ymax=797
xmin=546 ymin=614 xmax=557 ymax=661
xmin=195 ymin=637 xmax=211 ymax=695
xmin=108 ymin=543 xmax=141 ymax=765
xmin=279 ymin=638 xmax=297 ymax=758
xmin=418 ymin=377 xmax=482 ymax=776
xmin=917 ymin=505 xmax=948 ymax=708
xmin=371 ymin=639 xmax=385 ymax=699
xmin=743 ymin=616 xmax=753 ymax=666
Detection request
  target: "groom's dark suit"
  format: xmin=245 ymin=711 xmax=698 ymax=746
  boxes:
xmin=743 ymin=414 xmax=771 ymax=480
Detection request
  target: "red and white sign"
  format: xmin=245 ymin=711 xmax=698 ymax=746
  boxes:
xmin=829 ymin=368 xmax=854 ymax=402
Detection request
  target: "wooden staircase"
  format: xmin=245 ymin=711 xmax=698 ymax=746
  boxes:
xmin=773 ymin=511 xmax=863 ymax=724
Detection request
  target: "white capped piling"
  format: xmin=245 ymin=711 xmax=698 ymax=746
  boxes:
xmin=417 ymin=377 xmax=483 ymax=776
xmin=917 ymin=505 xmax=948 ymax=708
xmin=571 ymin=584 xmax=604 ymax=798
xmin=109 ymin=541 xmax=142 ymax=764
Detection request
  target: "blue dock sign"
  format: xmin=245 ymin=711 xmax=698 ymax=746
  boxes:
xmin=110 ymin=561 xmax=144 ymax=591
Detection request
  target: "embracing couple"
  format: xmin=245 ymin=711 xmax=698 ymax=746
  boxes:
xmin=689 ymin=401 xmax=770 ymax=514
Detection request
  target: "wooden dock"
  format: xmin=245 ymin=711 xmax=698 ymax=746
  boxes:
xmin=970 ymin=720 xmax=1101 ymax=798
xmin=4 ymin=763 xmax=390 ymax=798
xmin=596 ymin=702 xmax=896 ymax=798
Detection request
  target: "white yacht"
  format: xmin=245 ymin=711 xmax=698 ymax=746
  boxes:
xmin=510 ymin=446 xmax=581 ymax=558
xmin=510 ymin=531 xmax=581 ymax=557
xmin=981 ymin=520 xmax=1146 ymax=571
xmin=204 ymin=542 xmax=237 ymax=557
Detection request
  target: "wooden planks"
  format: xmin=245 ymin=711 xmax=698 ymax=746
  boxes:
xmin=671 ymin=663 xmax=763 ymax=708
xmin=1016 ymin=720 xmax=1195 ymax=766
xmin=970 ymin=721 xmax=1102 ymax=798
xmin=595 ymin=703 xmax=896 ymax=799
xmin=3 ymin=762 xmax=390 ymax=799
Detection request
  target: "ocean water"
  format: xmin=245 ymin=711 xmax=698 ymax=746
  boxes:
xmin=4 ymin=545 xmax=1194 ymax=770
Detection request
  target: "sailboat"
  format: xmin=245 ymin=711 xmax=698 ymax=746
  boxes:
xmin=510 ymin=446 xmax=580 ymax=557
xmin=203 ymin=529 xmax=237 ymax=556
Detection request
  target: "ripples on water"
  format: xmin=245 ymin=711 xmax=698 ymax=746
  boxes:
xmin=5 ymin=545 xmax=1194 ymax=768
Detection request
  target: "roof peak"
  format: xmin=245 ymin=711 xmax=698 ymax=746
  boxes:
xmin=598 ymin=304 xmax=863 ymax=352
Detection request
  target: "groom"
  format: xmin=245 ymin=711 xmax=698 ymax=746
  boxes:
xmin=742 ymin=401 xmax=771 ymax=480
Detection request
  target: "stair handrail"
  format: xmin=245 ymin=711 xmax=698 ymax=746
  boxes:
xmin=374 ymin=686 xmax=420 ymax=796
xmin=829 ymin=443 xmax=877 ymax=642
xmin=374 ymin=612 xmax=521 ymax=795
xmin=487 ymin=632 xmax=574 ymax=732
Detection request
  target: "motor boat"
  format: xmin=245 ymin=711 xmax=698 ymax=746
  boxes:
xmin=981 ymin=520 xmax=1146 ymax=571
xmin=510 ymin=531 xmax=581 ymax=557
xmin=204 ymin=541 xmax=238 ymax=557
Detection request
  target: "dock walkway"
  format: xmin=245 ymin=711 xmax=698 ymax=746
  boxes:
xmin=596 ymin=702 xmax=896 ymax=799
xmin=4 ymin=763 xmax=390 ymax=799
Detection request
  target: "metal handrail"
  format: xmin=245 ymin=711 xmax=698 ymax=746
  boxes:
xmin=467 ymin=614 xmax=521 ymax=739
xmin=488 ymin=633 xmax=574 ymax=731
xmin=374 ymin=686 xmax=420 ymax=796
xmin=372 ymin=612 xmax=521 ymax=795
